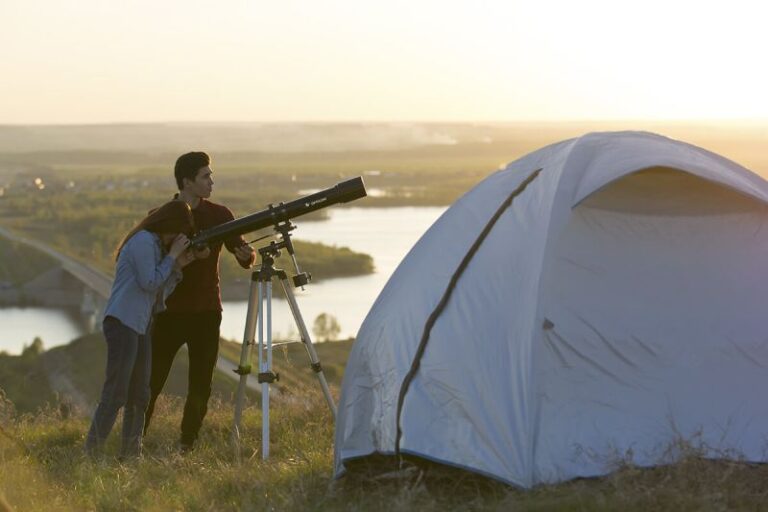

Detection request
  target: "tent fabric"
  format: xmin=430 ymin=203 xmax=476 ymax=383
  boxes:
xmin=333 ymin=131 xmax=768 ymax=488
xmin=394 ymin=167 xmax=543 ymax=457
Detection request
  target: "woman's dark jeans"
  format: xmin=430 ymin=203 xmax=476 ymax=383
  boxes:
xmin=84 ymin=316 xmax=152 ymax=457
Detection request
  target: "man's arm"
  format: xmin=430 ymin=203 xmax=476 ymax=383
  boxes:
xmin=220 ymin=206 xmax=256 ymax=268
xmin=233 ymin=243 xmax=255 ymax=268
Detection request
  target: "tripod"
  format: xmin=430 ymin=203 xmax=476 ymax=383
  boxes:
xmin=231 ymin=221 xmax=337 ymax=460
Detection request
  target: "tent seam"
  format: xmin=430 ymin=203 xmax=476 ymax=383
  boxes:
xmin=394 ymin=167 xmax=543 ymax=461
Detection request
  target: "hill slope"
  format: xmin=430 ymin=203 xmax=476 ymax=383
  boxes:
xmin=0 ymin=333 xmax=353 ymax=416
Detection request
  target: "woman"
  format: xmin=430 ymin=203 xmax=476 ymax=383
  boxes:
xmin=84 ymin=200 xmax=195 ymax=458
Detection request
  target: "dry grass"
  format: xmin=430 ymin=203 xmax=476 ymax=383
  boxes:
xmin=3 ymin=386 xmax=768 ymax=511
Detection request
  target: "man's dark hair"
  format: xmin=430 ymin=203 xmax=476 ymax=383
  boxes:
xmin=174 ymin=151 xmax=211 ymax=190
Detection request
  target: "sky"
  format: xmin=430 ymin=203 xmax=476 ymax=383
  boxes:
xmin=1 ymin=0 xmax=767 ymax=124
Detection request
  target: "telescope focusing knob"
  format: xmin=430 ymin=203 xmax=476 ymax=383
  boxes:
xmin=293 ymin=272 xmax=311 ymax=288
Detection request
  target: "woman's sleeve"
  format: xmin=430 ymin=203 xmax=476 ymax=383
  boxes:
xmin=155 ymin=267 xmax=184 ymax=314
xmin=129 ymin=233 xmax=176 ymax=292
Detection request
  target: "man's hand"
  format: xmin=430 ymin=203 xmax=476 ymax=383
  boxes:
xmin=193 ymin=245 xmax=211 ymax=260
xmin=234 ymin=243 xmax=255 ymax=267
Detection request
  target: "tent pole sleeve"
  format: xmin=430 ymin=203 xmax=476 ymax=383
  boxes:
xmin=394 ymin=168 xmax=543 ymax=460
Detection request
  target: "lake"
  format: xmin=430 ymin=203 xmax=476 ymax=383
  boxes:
xmin=0 ymin=207 xmax=446 ymax=355
xmin=0 ymin=307 xmax=86 ymax=354
xmin=220 ymin=206 xmax=446 ymax=342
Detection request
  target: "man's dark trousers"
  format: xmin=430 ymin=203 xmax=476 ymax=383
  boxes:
xmin=143 ymin=310 xmax=222 ymax=447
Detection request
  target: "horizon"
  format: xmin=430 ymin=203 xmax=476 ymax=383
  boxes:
xmin=1 ymin=121 xmax=766 ymax=179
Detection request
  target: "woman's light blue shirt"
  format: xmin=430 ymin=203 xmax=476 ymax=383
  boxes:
xmin=103 ymin=230 xmax=181 ymax=335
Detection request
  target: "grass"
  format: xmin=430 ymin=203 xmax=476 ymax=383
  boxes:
xmin=0 ymin=387 xmax=340 ymax=511
xmin=3 ymin=337 xmax=768 ymax=510
xmin=0 ymin=344 xmax=57 ymax=413
xmin=3 ymin=340 xmax=768 ymax=510
xmin=4 ymin=390 xmax=768 ymax=511
xmin=3 ymin=338 xmax=768 ymax=510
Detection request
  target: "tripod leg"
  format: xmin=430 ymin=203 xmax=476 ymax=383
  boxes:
xmin=260 ymin=280 xmax=272 ymax=459
xmin=280 ymin=277 xmax=338 ymax=418
xmin=232 ymin=272 xmax=260 ymax=460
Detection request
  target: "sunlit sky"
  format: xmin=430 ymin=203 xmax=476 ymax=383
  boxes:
xmin=2 ymin=0 xmax=767 ymax=124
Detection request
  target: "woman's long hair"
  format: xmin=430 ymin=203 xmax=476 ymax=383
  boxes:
xmin=114 ymin=200 xmax=196 ymax=261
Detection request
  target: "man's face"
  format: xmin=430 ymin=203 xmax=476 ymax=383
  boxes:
xmin=183 ymin=165 xmax=214 ymax=199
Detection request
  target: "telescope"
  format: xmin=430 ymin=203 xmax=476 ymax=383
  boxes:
xmin=191 ymin=176 xmax=367 ymax=247
xmin=215 ymin=176 xmax=366 ymax=461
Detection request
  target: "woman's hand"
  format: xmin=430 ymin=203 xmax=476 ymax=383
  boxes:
xmin=193 ymin=245 xmax=211 ymax=260
xmin=177 ymin=244 xmax=210 ymax=268
xmin=175 ymin=249 xmax=196 ymax=268
xmin=168 ymin=234 xmax=191 ymax=259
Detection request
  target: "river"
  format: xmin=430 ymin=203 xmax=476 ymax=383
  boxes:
xmin=0 ymin=207 xmax=446 ymax=355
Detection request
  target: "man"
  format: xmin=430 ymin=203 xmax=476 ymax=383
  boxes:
xmin=143 ymin=151 xmax=255 ymax=451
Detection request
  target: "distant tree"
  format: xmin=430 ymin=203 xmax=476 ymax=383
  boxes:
xmin=22 ymin=337 xmax=44 ymax=358
xmin=313 ymin=313 xmax=341 ymax=342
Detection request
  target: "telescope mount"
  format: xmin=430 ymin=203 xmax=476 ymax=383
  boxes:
xmin=231 ymin=220 xmax=337 ymax=460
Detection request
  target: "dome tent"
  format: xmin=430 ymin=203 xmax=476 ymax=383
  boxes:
xmin=334 ymin=131 xmax=768 ymax=488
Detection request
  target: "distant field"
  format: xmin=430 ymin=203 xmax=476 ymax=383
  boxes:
xmin=0 ymin=122 xmax=765 ymax=293
xmin=0 ymin=183 xmax=374 ymax=285
xmin=1 ymin=123 xmax=765 ymax=181
xmin=1 ymin=121 xmax=766 ymax=203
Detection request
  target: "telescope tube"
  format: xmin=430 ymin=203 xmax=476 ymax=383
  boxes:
xmin=191 ymin=176 xmax=367 ymax=247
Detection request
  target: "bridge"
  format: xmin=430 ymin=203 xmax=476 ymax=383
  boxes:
xmin=0 ymin=225 xmax=111 ymax=331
